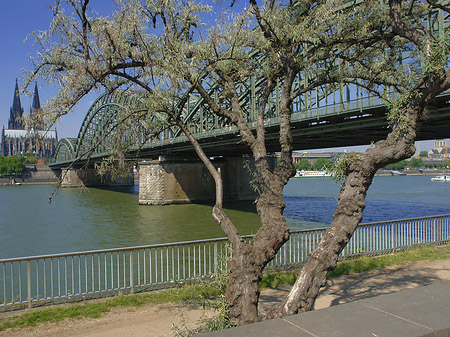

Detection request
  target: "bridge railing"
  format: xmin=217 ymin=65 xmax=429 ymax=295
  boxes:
xmin=1 ymin=214 xmax=449 ymax=310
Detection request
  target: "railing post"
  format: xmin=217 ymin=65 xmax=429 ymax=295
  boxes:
xmin=129 ymin=252 xmax=134 ymax=294
xmin=391 ymin=222 xmax=395 ymax=251
xmin=433 ymin=217 xmax=437 ymax=243
xmin=27 ymin=260 xmax=32 ymax=309
xmin=213 ymin=242 xmax=218 ymax=280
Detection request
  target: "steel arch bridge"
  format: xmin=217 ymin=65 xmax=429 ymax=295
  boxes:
xmin=53 ymin=90 xmax=165 ymax=164
xmin=52 ymin=5 xmax=450 ymax=167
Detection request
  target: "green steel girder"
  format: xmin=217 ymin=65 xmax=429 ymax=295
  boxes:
xmin=52 ymin=4 xmax=450 ymax=166
xmin=54 ymin=137 xmax=77 ymax=163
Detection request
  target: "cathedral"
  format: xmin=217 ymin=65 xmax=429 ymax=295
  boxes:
xmin=1 ymin=80 xmax=58 ymax=158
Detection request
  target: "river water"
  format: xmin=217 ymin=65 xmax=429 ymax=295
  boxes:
xmin=0 ymin=175 xmax=449 ymax=259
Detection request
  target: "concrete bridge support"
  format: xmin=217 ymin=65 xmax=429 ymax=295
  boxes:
xmin=138 ymin=156 xmax=274 ymax=205
xmin=60 ymin=168 xmax=134 ymax=188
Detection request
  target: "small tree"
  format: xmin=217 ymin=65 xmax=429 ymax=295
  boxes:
xmin=294 ymin=158 xmax=312 ymax=171
xmin=386 ymin=160 xmax=407 ymax=170
xmin=420 ymin=150 xmax=429 ymax=157
xmin=408 ymin=157 xmax=424 ymax=168
xmin=25 ymin=0 xmax=450 ymax=325
xmin=0 ymin=156 xmax=25 ymax=177
xmin=312 ymin=158 xmax=333 ymax=171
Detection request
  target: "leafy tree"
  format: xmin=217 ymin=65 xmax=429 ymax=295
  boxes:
xmin=408 ymin=158 xmax=424 ymax=167
xmin=312 ymin=158 xmax=333 ymax=171
xmin=23 ymin=153 xmax=38 ymax=164
xmin=24 ymin=0 xmax=450 ymax=325
xmin=294 ymin=158 xmax=312 ymax=171
xmin=385 ymin=160 xmax=407 ymax=169
xmin=0 ymin=156 xmax=25 ymax=177
xmin=419 ymin=151 xmax=429 ymax=157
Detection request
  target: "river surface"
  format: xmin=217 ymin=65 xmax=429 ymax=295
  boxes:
xmin=0 ymin=174 xmax=449 ymax=258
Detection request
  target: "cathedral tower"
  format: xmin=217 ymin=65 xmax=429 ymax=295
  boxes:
xmin=2 ymin=80 xmax=58 ymax=158
xmin=8 ymin=79 xmax=25 ymax=130
xmin=29 ymin=82 xmax=44 ymax=130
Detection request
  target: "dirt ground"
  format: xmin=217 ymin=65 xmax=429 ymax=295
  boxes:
xmin=1 ymin=258 xmax=450 ymax=337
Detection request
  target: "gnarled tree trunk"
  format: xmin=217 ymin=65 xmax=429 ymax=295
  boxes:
xmin=268 ymin=102 xmax=423 ymax=318
xmin=225 ymin=183 xmax=292 ymax=324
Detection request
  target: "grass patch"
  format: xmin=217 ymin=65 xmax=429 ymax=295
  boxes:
xmin=260 ymin=244 xmax=450 ymax=289
xmin=0 ymin=283 xmax=223 ymax=332
xmin=1 ymin=244 xmax=449 ymax=332
xmin=328 ymin=244 xmax=450 ymax=278
xmin=259 ymin=270 xmax=299 ymax=289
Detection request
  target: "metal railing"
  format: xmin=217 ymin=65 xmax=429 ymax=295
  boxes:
xmin=1 ymin=214 xmax=449 ymax=310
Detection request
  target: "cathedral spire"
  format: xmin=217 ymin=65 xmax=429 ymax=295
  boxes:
xmin=8 ymin=79 xmax=25 ymax=130
xmin=12 ymin=79 xmax=22 ymax=111
xmin=29 ymin=81 xmax=45 ymax=130
xmin=32 ymin=82 xmax=41 ymax=110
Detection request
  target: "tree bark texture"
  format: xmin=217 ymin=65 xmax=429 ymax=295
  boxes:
xmin=268 ymin=102 xmax=425 ymax=318
xmin=223 ymin=66 xmax=297 ymax=325
xmin=225 ymin=187 xmax=291 ymax=325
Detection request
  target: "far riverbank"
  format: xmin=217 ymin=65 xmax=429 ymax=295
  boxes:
xmin=2 ymin=165 xmax=448 ymax=186
xmin=0 ymin=164 xmax=59 ymax=185
xmin=375 ymin=168 xmax=449 ymax=176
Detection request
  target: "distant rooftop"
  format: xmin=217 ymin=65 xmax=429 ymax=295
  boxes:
xmin=3 ymin=129 xmax=57 ymax=139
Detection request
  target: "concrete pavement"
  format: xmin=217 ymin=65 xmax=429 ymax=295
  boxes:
xmin=201 ymin=281 xmax=450 ymax=337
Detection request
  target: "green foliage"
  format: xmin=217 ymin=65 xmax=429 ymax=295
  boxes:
xmin=408 ymin=157 xmax=424 ymax=167
xmin=313 ymin=158 xmax=333 ymax=171
xmin=419 ymin=151 xmax=428 ymax=158
xmin=294 ymin=158 xmax=312 ymax=171
xmin=259 ymin=270 xmax=298 ymax=289
xmin=0 ymin=283 xmax=226 ymax=332
xmin=257 ymin=244 xmax=450 ymax=289
xmin=0 ymin=156 xmax=26 ymax=177
xmin=385 ymin=91 xmax=420 ymax=135
xmin=173 ymin=248 xmax=234 ymax=336
xmin=385 ymin=160 xmax=407 ymax=169
xmin=421 ymin=35 xmax=450 ymax=79
xmin=23 ymin=153 xmax=38 ymax=164
xmin=329 ymin=154 xmax=361 ymax=182
xmin=328 ymin=244 xmax=450 ymax=278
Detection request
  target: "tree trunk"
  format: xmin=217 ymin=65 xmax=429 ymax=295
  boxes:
xmin=268 ymin=103 xmax=423 ymax=318
xmin=225 ymin=243 xmax=263 ymax=324
xmin=226 ymin=183 xmax=291 ymax=325
xmin=268 ymin=166 xmax=378 ymax=317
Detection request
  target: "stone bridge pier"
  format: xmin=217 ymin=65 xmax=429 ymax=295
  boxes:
xmin=138 ymin=156 xmax=274 ymax=205
xmin=60 ymin=167 xmax=134 ymax=188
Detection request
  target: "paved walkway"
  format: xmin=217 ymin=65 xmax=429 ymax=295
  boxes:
xmin=1 ymin=257 xmax=449 ymax=336
xmin=201 ymin=281 xmax=450 ymax=336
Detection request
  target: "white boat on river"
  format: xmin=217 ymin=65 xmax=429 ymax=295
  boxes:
xmin=295 ymin=170 xmax=331 ymax=178
xmin=431 ymin=175 xmax=450 ymax=182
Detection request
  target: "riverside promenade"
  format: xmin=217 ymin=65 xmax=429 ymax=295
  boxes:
xmin=1 ymin=256 xmax=449 ymax=336
xmin=201 ymin=281 xmax=450 ymax=337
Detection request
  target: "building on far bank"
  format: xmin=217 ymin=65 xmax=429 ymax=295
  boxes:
xmin=1 ymin=80 xmax=58 ymax=158
xmin=292 ymin=151 xmax=341 ymax=165
xmin=428 ymin=140 xmax=449 ymax=161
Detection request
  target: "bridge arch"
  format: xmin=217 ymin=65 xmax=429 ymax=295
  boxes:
xmin=54 ymin=137 xmax=77 ymax=163
xmin=54 ymin=90 xmax=169 ymax=164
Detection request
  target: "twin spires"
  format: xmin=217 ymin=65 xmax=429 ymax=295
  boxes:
xmin=8 ymin=79 xmax=43 ymax=131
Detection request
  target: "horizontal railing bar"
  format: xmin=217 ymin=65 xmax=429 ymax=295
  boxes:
xmin=1 ymin=214 xmax=449 ymax=311
xmin=2 ymin=214 xmax=448 ymax=263
xmin=0 ymin=237 xmax=231 ymax=263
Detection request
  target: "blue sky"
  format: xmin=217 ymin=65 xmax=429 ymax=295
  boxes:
xmin=0 ymin=1 xmax=444 ymax=153
xmin=0 ymin=1 xmax=112 ymax=140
